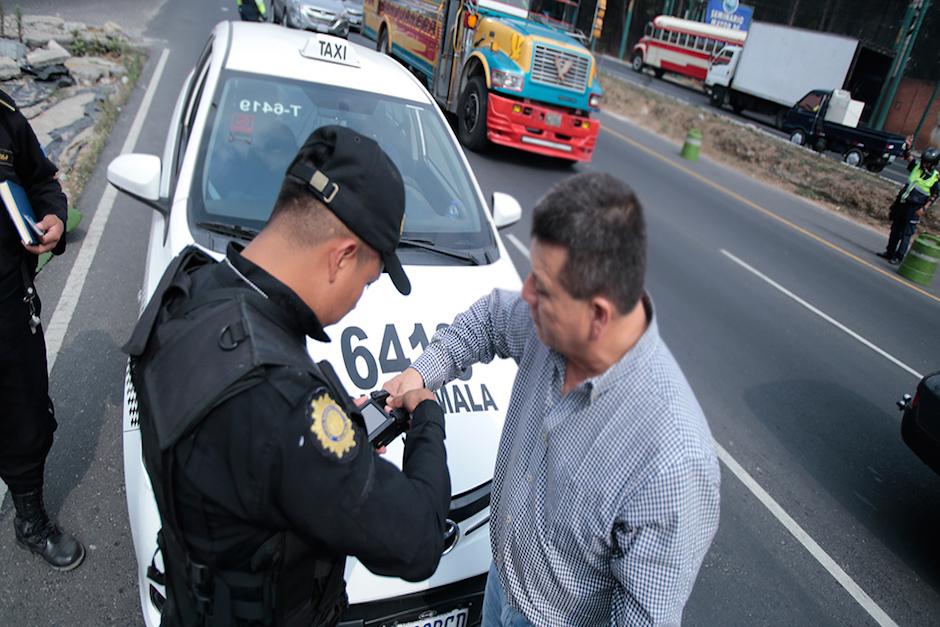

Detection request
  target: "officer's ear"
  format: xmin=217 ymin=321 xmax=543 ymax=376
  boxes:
xmin=327 ymin=237 xmax=361 ymax=284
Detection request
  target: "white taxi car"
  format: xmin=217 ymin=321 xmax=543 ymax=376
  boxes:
xmin=108 ymin=21 xmax=524 ymax=627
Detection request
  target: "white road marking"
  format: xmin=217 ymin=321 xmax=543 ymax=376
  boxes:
xmin=720 ymin=249 xmax=922 ymax=380
xmin=45 ymin=48 xmax=170 ymax=372
xmin=505 ymin=237 xmax=899 ymax=625
xmin=0 ymin=49 xmax=170 ymax=506
xmin=505 ymin=233 xmax=530 ymax=260
xmin=714 ymin=441 xmax=898 ymax=627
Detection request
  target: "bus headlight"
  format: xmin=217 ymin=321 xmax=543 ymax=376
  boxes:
xmin=492 ymin=69 xmax=524 ymax=92
xmin=589 ymin=93 xmax=602 ymax=109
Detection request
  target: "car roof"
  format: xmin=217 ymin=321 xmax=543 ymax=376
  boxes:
xmin=216 ymin=21 xmax=430 ymax=104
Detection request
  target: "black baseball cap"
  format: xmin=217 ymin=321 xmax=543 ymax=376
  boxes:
xmin=286 ymin=125 xmax=410 ymax=295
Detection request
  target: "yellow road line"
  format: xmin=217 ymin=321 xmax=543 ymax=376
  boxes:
xmin=601 ymin=124 xmax=940 ymax=305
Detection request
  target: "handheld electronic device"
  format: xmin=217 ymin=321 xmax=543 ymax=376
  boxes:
xmin=361 ymin=390 xmax=410 ymax=448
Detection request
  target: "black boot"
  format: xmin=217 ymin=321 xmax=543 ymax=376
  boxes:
xmin=12 ymin=489 xmax=85 ymax=571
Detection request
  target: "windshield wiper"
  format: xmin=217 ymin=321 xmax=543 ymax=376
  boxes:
xmin=196 ymin=221 xmax=260 ymax=241
xmin=398 ymin=237 xmax=484 ymax=265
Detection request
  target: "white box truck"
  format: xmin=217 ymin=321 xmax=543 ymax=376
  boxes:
xmin=704 ymin=22 xmax=890 ymax=128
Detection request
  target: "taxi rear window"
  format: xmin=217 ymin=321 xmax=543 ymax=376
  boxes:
xmin=191 ymin=72 xmax=494 ymax=254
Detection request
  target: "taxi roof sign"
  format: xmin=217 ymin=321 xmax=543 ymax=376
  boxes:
xmin=300 ymin=35 xmax=360 ymax=68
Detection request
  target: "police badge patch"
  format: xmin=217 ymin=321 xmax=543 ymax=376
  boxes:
xmin=309 ymin=391 xmax=357 ymax=460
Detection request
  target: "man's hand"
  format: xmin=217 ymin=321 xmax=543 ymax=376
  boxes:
xmin=916 ymin=207 xmax=926 ymax=218
xmin=387 ymin=388 xmax=437 ymax=414
xmin=383 ymin=367 xmax=425 ymax=396
xmin=23 ymin=214 xmax=64 ymax=255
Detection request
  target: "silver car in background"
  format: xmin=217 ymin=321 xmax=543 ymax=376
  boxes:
xmin=272 ymin=0 xmax=351 ymax=38
xmin=343 ymin=0 xmax=363 ymax=32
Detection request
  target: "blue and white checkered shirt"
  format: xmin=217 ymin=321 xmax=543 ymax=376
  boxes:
xmin=412 ymin=289 xmax=720 ymax=626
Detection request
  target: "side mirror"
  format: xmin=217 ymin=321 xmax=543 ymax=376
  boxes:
xmin=107 ymin=153 xmax=168 ymax=215
xmin=491 ymin=192 xmax=522 ymax=228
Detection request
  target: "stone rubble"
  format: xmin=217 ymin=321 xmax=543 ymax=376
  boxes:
xmin=0 ymin=14 xmax=133 ymax=173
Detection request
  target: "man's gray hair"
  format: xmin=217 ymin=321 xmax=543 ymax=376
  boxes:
xmin=532 ymin=172 xmax=646 ymax=313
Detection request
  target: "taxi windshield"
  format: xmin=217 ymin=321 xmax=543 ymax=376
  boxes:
xmin=191 ymin=72 xmax=495 ymax=256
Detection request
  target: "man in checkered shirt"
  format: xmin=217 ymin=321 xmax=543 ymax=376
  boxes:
xmin=386 ymin=172 xmax=720 ymax=625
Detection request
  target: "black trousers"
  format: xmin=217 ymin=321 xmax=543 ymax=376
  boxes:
xmin=238 ymin=1 xmax=264 ymax=20
xmin=0 ymin=269 xmax=56 ymax=494
xmin=886 ymin=200 xmax=921 ymax=260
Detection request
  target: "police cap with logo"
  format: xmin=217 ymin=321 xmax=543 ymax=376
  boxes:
xmin=287 ymin=125 xmax=411 ymax=295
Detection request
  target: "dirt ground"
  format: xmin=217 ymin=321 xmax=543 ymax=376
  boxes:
xmin=599 ymin=73 xmax=938 ymax=234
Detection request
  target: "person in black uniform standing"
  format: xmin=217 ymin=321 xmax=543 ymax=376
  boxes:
xmin=0 ymin=90 xmax=84 ymax=571
xmin=124 ymin=126 xmax=451 ymax=626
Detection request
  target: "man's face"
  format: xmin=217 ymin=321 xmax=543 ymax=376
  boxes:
xmin=521 ymin=239 xmax=592 ymax=356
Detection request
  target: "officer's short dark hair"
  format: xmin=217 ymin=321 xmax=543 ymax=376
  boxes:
xmin=532 ymin=172 xmax=646 ymax=314
xmin=270 ymin=164 xmax=354 ymax=247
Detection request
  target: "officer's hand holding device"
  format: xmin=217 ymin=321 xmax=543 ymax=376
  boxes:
xmin=361 ymin=390 xmax=410 ymax=448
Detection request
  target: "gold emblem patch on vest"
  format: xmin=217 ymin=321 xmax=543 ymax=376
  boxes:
xmin=309 ymin=392 xmax=357 ymax=459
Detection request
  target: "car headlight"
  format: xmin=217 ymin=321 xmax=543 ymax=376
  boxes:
xmin=589 ymin=93 xmax=602 ymax=109
xmin=491 ymin=69 xmax=524 ymax=92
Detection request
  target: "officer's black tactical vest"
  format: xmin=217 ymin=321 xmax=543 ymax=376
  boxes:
xmin=124 ymin=247 xmax=348 ymax=627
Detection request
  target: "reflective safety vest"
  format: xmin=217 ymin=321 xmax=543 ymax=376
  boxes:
xmin=902 ymin=163 xmax=939 ymax=202
xmin=237 ymin=0 xmax=267 ymax=16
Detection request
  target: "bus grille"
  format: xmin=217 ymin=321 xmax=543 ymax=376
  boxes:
xmin=530 ymin=44 xmax=591 ymax=93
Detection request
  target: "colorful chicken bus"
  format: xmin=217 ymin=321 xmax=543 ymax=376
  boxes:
xmin=631 ymin=15 xmax=746 ymax=81
xmin=364 ymin=0 xmax=604 ymax=162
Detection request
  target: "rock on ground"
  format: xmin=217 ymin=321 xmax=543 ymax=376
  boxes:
xmin=0 ymin=57 xmax=19 ymax=81
xmin=30 ymin=91 xmax=96 ymax=149
xmin=25 ymin=41 xmax=71 ymax=68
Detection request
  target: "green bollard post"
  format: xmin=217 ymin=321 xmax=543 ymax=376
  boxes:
xmin=898 ymin=233 xmax=940 ymax=286
xmin=681 ymin=128 xmax=702 ymax=161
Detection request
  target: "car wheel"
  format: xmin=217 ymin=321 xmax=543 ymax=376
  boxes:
xmin=843 ymin=148 xmax=864 ymax=167
xmin=631 ymin=53 xmax=643 ymax=72
xmin=866 ymin=161 xmax=887 ymax=173
xmin=457 ymin=75 xmax=488 ymax=151
xmin=709 ymin=87 xmax=725 ymax=108
xmin=789 ymin=130 xmax=805 ymax=146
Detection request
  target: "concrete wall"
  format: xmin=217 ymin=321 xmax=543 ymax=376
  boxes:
xmin=885 ymin=77 xmax=940 ymax=150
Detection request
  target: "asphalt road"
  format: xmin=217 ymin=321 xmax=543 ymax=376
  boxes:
xmin=2 ymin=3 xmax=940 ymax=625
xmin=596 ymin=55 xmax=913 ymax=186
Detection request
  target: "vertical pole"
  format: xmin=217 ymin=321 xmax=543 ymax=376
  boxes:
xmin=872 ymin=0 xmax=931 ymax=130
xmin=912 ymin=80 xmax=940 ymax=147
xmin=618 ymin=0 xmax=636 ymax=59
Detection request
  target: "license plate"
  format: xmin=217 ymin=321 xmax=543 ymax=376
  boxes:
xmin=397 ymin=607 xmax=469 ymax=627
xmin=545 ymin=112 xmax=562 ymax=127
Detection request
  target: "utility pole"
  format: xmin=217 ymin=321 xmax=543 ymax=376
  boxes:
xmin=618 ymin=0 xmax=637 ymax=59
xmin=870 ymin=0 xmax=932 ymax=130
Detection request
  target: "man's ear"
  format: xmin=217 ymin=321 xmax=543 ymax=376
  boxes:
xmin=327 ymin=237 xmax=360 ymax=284
xmin=588 ymin=297 xmax=614 ymax=341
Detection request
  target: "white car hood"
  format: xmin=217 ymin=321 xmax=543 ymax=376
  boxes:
xmin=310 ymin=258 xmax=521 ymax=494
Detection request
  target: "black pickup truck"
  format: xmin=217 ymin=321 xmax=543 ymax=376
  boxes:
xmin=782 ymin=90 xmax=910 ymax=173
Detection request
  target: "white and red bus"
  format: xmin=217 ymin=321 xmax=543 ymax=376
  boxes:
xmin=631 ymin=16 xmax=746 ymax=81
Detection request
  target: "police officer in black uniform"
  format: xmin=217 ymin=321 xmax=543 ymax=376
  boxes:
xmin=125 ymin=126 xmax=451 ymax=626
xmin=0 ymin=89 xmax=85 ymax=571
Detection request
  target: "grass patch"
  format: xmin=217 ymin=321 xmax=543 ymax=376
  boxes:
xmin=68 ymin=31 xmax=129 ymax=58
xmin=60 ymin=47 xmax=146 ymax=206
xmin=599 ymin=72 xmax=934 ymax=233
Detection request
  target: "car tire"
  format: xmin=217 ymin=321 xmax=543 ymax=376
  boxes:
xmin=789 ymin=130 xmax=805 ymax=146
xmin=843 ymin=148 xmax=864 ymax=167
xmin=866 ymin=161 xmax=887 ymax=173
xmin=631 ymin=53 xmax=643 ymax=72
xmin=457 ymin=75 xmax=488 ymax=151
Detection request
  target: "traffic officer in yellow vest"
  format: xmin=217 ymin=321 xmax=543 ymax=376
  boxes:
xmin=125 ymin=126 xmax=450 ymax=626
xmin=237 ymin=0 xmax=267 ymax=21
xmin=879 ymin=147 xmax=939 ymax=264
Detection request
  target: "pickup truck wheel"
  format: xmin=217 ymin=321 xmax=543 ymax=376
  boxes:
xmin=789 ymin=130 xmax=805 ymax=146
xmin=631 ymin=53 xmax=643 ymax=72
xmin=709 ymin=87 xmax=725 ymax=107
xmin=843 ymin=148 xmax=864 ymax=167
xmin=457 ymin=76 xmax=489 ymax=151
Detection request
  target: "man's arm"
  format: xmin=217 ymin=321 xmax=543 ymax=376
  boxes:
xmin=610 ymin=457 xmax=721 ymax=625
xmin=277 ymin=387 xmax=451 ymax=581
xmin=388 ymin=288 xmax=532 ymax=393
xmin=4 ymin=96 xmax=67 ymax=255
